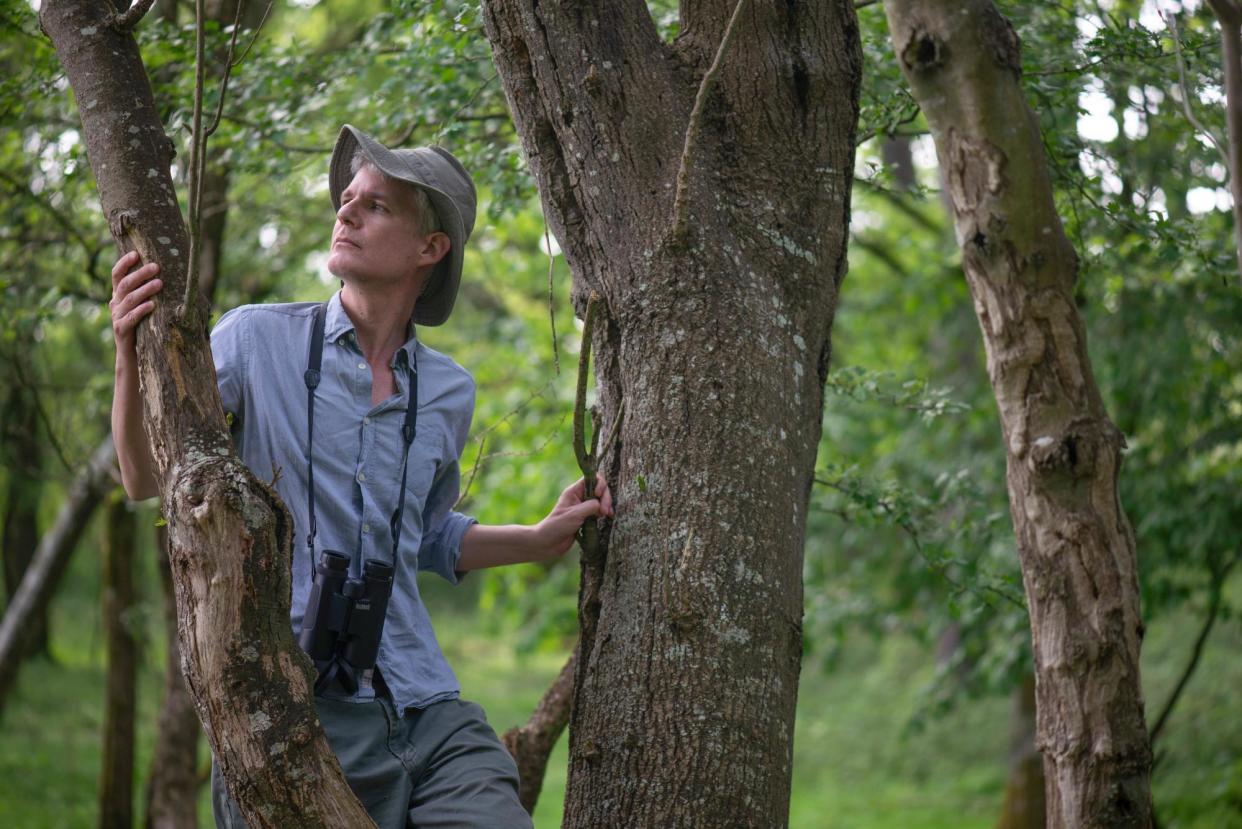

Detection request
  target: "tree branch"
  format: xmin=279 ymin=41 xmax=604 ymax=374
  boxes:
xmin=231 ymin=0 xmax=274 ymax=67
xmin=112 ymin=0 xmax=157 ymax=31
xmin=204 ymin=0 xmax=247 ymax=139
xmin=502 ymin=644 xmax=579 ymax=813
xmin=1149 ymin=552 xmax=1238 ymax=750
xmin=181 ymin=0 xmax=208 ymax=327
xmin=0 ymin=168 xmax=101 ymax=266
xmin=0 ymin=436 xmax=116 ymax=717
xmin=671 ymin=0 xmax=750 ymax=242
xmin=8 ymin=353 xmax=74 ymax=474
xmin=1162 ymin=11 xmax=1230 ymax=170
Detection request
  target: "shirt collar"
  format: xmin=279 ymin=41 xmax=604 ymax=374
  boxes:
xmin=325 ymin=289 xmax=419 ymax=367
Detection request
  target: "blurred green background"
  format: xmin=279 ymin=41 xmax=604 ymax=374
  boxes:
xmin=1 ymin=0 xmax=1239 ymax=826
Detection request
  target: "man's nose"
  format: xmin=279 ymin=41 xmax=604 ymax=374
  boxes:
xmin=337 ymin=201 xmax=358 ymax=226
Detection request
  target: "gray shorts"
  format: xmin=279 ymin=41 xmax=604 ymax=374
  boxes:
xmin=211 ymin=695 xmax=532 ymax=829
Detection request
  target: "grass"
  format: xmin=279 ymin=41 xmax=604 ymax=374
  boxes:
xmin=0 ymin=539 xmax=1238 ymax=828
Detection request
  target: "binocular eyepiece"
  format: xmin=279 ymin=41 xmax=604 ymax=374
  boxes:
xmin=298 ymin=550 xmax=394 ymax=694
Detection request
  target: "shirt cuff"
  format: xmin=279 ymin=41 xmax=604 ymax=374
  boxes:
xmin=434 ymin=511 xmax=477 ymax=585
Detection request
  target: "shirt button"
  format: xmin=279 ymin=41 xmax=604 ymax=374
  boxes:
xmin=357 ymin=472 xmax=366 ymax=483
xmin=362 ymin=523 xmax=371 ymax=534
xmin=363 ymin=417 xmax=371 ymax=426
xmin=357 ymin=362 xmax=366 ymax=370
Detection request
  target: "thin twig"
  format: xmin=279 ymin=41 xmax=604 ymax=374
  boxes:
xmin=671 ymin=0 xmax=750 ymax=242
xmin=572 ymin=295 xmax=606 ymax=555
xmin=220 ymin=115 xmax=326 ymax=153
xmin=545 ymin=223 xmax=560 ymax=376
xmin=435 ymin=74 xmax=500 ymax=142
xmin=814 ymin=475 xmax=1025 ymax=611
xmin=232 ymin=1 xmax=274 ymax=67
xmin=572 ymin=295 xmax=600 ymax=477
xmin=0 ymin=169 xmax=100 ymax=265
xmin=456 ymin=434 xmax=487 ymax=510
xmin=454 ymin=387 xmax=568 ymax=509
xmin=854 ymin=105 xmax=924 ymax=147
xmin=182 ymin=0 xmax=208 ymax=327
xmin=1149 ymin=553 xmax=1239 ymax=751
xmin=9 ymin=355 xmax=73 ymax=474
xmin=600 ymin=399 xmax=625 ymax=460
xmin=1163 ymin=11 xmax=1231 ymax=170
xmin=204 ymin=0 xmax=246 ymax=139
xmin=113 ymin=0 xmax=157 ymax=31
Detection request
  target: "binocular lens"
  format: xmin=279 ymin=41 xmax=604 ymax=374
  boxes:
xmin=320 ymin=550 xmax=349 ymax=572
xmin=364 ymin=560 xmax=394 ymax=580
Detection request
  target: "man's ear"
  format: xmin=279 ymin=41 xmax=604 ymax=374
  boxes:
xmin=419 ymin=231 xmax=451 ymax=268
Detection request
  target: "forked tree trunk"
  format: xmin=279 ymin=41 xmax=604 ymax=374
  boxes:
xmin=481 ymin=1 xmax=861 ymax=824
xmin=99 ymin=493 xmax=138 ymax=829
xmin=38 ymin=4 xmax=373 ymax=826
xmin=884 ymin=2 xmax=1153 ymax=826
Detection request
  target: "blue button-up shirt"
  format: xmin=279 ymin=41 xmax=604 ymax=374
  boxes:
xmin=210 ymin=290 xmax=477 ymax=712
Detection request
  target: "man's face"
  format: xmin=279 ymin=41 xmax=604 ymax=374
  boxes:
xmin=327 ymin=165 xmax=447 ymax=289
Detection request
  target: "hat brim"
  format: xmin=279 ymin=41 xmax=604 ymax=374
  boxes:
xmin=329 ymin=125 xmax=465 ymax=327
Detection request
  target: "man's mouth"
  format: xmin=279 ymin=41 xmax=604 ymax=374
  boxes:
xmin=334 ymin=237 xmax=359 ymax=249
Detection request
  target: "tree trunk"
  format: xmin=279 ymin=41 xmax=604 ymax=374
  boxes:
xmin=142 ymin=3 xmax=240 ymax=817
xmin=996 ymin=673 xmax=1046 ymax=829
xmin=481 ymin=2 xmax=861 ymax=825
xmin=1 ymin=384 xmax=49 ymax=659
xmin=883 ymin=3 xmax=1153 ymax=826
xmin=1205 ymin=1 xmax=1242 ymax=286
xmin=38 ymin=5 xmax=373 ymax=826
xmin=99 ymin=493 xmax=139 ymax=829
xmin=0 ymin=437 xmax=116 ymax=716
xmin=145 ymin=527 xmax=202 ymax=829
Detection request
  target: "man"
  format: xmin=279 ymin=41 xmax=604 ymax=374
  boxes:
xmin=109 ymin=125 xmax=612 ymax=828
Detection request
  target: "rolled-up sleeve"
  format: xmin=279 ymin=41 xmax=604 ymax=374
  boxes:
xmin=418 ymin=479 xmax=476 ymax=584
xmin=417 ymin=370 xmax=477 ymax=584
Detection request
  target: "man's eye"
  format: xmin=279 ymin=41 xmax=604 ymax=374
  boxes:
xmin=371 ymin=201 xmax=386 ymax=212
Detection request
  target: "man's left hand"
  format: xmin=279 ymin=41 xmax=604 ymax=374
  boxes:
xmin=531 ymin=477 xmax=614 ymax=560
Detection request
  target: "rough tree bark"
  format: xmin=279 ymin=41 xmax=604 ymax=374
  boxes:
xmin=38 ymin=4 xmax=374 ymax=826
xmin=0 ymin=437 xmax=116 ymax=716
xmin=99 ymin=493 xmax=139 ymax=829
xmin=481 ymin=1 xmax=861 ymax=824
xmin=143 ymin=6 xmax=248 ymax=822
xmin=884 ymin=2 xmax=1153 ymax=827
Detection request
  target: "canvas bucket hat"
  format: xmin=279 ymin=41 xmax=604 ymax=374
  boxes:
xmin=328 ymin=125 xmax=477 ymax=326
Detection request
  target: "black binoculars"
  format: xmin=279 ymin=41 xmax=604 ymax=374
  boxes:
xmin=297 ymin=550 xmax=394 ymax=695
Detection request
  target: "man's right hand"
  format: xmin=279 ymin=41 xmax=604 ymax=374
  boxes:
xmin=109 ymin=250 xmax=164 ymax=499
xmin=110 ymin=251 xmax=162 ymax=349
